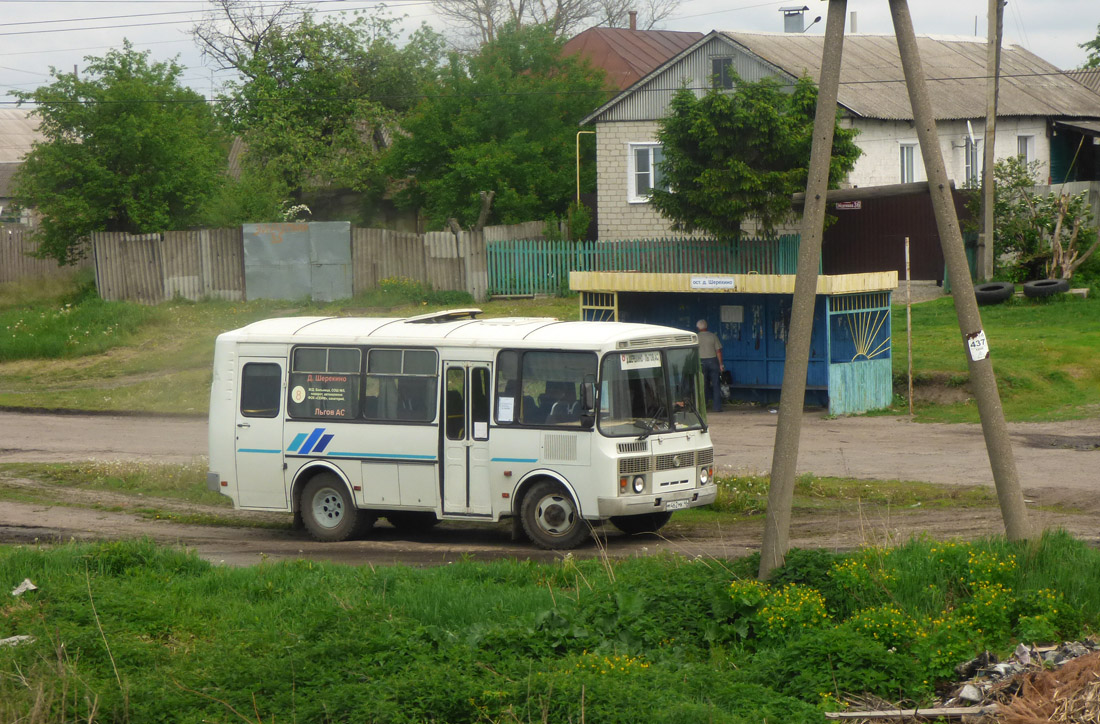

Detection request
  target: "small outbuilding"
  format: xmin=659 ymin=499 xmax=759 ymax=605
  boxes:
xmin=572 ymin=271 xmax=898 ymax=415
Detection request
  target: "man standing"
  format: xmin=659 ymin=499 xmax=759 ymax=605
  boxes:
xmin=696 ymin=319 xmax=724 ymax=412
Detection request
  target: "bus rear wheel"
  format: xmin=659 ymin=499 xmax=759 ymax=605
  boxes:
xmin=610 ymin=512 xmax=672 ymax=535
xmin=521 ymin=481 xmax=589 ymax=550
xmin=302 ymin=474 xmax=366 ymax=542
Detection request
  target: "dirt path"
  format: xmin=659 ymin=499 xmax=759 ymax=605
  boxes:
xmin=0 ymin=409 xmax=1097 ymax=565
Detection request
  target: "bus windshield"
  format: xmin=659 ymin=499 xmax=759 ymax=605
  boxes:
xmin=598 ymin=347 xmax=706 ymax=438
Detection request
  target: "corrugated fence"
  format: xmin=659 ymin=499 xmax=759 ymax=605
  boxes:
xmin=0 ymin=226 xmax=91 ymax=283
xmin=487 ymin=236 xmax=803 ymax=296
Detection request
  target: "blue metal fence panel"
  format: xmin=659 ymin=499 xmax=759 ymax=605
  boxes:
xmin=486 ymin=236 xmax=805 ymax=296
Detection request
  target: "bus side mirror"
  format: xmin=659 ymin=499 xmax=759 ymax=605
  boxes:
xmin=580 ymin=380 xmax=596 ymax=429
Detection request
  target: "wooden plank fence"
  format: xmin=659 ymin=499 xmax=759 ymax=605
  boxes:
xmin=0 ymin=226 xmax=91 ymax=283
xmin=487 ymin=236 xmax=803 ymax=296
xmin=93 ymin=228 xmax=244 ymax=303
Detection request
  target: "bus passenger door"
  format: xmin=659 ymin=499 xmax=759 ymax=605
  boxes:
xmin=234 ymin=357 xmax=288 ymax=509
xmin=441 ymin=363 xmax=492 ymax=516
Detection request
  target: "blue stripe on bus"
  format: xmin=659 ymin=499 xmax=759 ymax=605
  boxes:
xmin=287 ymin=432 xmax=307 ymax=452
xmin=314 ymin=433 xmax=335 ymax=453
xmin=238 ymin=448 xmax=282 ymax=454
xmin=491 ymin=457 xmax=538 ymax=463
xmin=298 ymin=428 xmax=325 ymax=455
xmin=327 ymin=452 xmax=437 ymax=460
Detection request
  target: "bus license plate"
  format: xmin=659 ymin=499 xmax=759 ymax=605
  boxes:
xmin=665 ymin=500 xmax=690 ymax=511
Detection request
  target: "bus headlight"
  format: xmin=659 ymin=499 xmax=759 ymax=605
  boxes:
xmin=632 ymin=476 xmax=645 ymax=494
xmin=699 ymin=467 xmax=711 ymax=485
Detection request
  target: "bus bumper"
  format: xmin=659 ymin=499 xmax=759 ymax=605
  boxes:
xmin=596 ymin=486 xmax=717 ymax=517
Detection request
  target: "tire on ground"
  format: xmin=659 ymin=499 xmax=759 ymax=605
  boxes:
xmin=610 ymin=511 xmax=673 ymax=535
xmin=974 ymin=281 xmax=1014 ymax=305
xmin=520 ymin=480 xmax=590 ymax=550
xmin=301 ymin=473 xmax=366 ymax=542
xmin=1022 ymin=278 xmax=1070 ymax=298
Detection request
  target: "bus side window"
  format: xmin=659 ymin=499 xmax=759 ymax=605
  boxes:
xmin=241 ymin=363 xmax=281 ymax=418
xmin=495 ymin=350 xmax=519 ymax=424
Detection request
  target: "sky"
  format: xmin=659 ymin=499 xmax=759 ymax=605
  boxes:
xmin=1 ymin=0 xmax=1098 ymax=107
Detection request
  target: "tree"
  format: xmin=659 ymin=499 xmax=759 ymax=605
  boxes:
xmin=384 ymin=25 xmax=606 ymax=229
xmin=649 ymin=76 xmax=861 ymax=239
xmin=1081 ymin=22 xmax=1100 ymax=68
xmin=194 ymin=5 xmax=444 ymax=198
xmin=432 ymin=0 xmax=681 ymax=47
xmin=988 ymin=156 xmax=1099 ymax=281
xmin=14 ymin=43 xmax=226 ymax=265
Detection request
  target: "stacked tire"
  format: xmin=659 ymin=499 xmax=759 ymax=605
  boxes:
xmin=1022 ymin=279 xmax=1070 ymax=298
xmin=974 ymin=281 xmax=1014 ymax=305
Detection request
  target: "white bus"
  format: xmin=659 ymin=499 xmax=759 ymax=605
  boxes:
xmin=207 ymin=309 xmax=717 ymax=549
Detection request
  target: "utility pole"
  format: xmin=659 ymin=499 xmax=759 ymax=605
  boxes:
xmin=978 ymin=0 xmax=1004 ymax=281
xmin=889 ymin=0 xmax=1031 ymax=541
xmin=758 ymin=0 xmax=848 ymax=580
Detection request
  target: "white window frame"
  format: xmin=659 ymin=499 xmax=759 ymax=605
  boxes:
xmin=899 ymin=141 xmax=921 ymax=184
xmin=964 ymin=136 xmax=983 ymax=187
xmin=1017 ymin=135 xmax=1034 ymax=165
xmin=627 ymin=143 xmax=668 ymax=203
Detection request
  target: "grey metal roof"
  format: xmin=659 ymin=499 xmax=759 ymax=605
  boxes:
xmin=0 ymin=109 xmax=43 ymax=164
xmin=1068 ymin=68 xmax=1100 ymax=95
xmin=721 ymin=32 xmax=1100 ymax=120
xmin=0 ymin=163 xmax=18 ymax=198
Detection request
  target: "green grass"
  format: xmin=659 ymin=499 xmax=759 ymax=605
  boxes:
xmin=0 ymin=461 xmax=225 ymax=506
xmin=889 ymin=294 xmax=1100 ymax=422
xmin=0 ymin=276 xmax=578 ymax=414
xmin=1 ymin=533 xmax=1097 ymax=723
xmin=2 ymin=273 xmax=1097 ymax=422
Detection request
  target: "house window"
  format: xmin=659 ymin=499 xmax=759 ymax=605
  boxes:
xmin=711 ymin=58 xmax=734 ymax=89
xmin=900 ymin=143 xmax=918 ymax=183
xmin=1017 ymin=135 xmax=1033 ymax=165
xmin=964 ymin=136 xmax=982 ymax=187
xmin=629 ymin=143 xmax=668 ymax=202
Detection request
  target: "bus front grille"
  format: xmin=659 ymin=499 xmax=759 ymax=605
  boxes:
xmin=617 ymin=441 xmax=648 ymax=454
xmin=655 ymin=452 xmax=695 ymax=471
xmin=618 ymin=456 xmax=651 ymax=475
xmin=697 ymin=448 xmax=714 ymax=466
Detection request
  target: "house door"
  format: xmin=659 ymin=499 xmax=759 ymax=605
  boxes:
xmin=441 ymin=362 xmax=492 ymax=516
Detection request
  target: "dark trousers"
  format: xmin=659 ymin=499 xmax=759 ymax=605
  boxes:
xmin=701 ymin=357 xmax=722 ymax=412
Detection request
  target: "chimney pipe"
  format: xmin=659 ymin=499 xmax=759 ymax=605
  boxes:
xmin=850 ymin=11 xmax=858 ymax=33
xmin=628 ymin=10 xmax=637 ymax=30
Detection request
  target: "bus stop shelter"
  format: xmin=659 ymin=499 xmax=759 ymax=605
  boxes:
xmin=571 ymin=271 xmax=898 ymax=415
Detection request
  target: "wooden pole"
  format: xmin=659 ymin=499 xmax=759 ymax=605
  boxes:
xmin=758 ymin=0 xmax=848 ymax=580
xmin=979 ymin=0 xmax=1004 ymax=281
xmin=906 ymin=236 xmax=913 ymax=416
xmin=889 ymin=0 xmax=1031 ymax=541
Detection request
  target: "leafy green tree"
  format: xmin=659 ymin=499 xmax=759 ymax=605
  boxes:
xmin=385 ymin=24 xmax=606 ymax=229
xmin=988 ymin=156 xmax=1099 ymax=281
xmin=14 ymin=43 xmax=227 ymax=264
xmin=1081 ymin=23 xmax=1100 ymax=68
xmin=200 ymin=7 xmax=444 ymax=199
xmin=650 ymin=76 xmax=861 ymax=239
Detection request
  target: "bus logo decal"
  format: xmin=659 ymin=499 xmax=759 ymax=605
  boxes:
xmin=289 ymin=428 xmax=334 ymax=455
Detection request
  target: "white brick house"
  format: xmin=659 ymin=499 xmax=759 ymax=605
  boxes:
xmin=581 ymin=31 xmax=1100 ymax=241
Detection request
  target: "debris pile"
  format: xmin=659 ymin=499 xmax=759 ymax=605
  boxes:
xmin=826 ymin=639 xmax=1100 ymax=722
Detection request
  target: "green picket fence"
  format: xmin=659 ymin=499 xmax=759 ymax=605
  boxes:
xmin=487 ymin=236 xmax=803 ymax=296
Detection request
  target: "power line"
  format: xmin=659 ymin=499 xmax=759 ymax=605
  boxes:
xmin=2 ymin=68 xmax=1089 ymax=107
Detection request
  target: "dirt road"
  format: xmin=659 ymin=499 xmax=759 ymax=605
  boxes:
xmin=0 ymin=409 xmax=1097 ymax=565
xmin=2 ymin=408 xmax=1097 ymax=489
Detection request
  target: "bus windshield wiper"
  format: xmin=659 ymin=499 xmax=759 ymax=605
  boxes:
xmin=634 ymin=406 xmax=667 ymax=440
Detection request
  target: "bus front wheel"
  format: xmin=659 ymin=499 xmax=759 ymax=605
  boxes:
xmin=521 ymin=481 xmax=589 ymax=550
xmin=301 ymin=474 xmax=368 ymax=542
